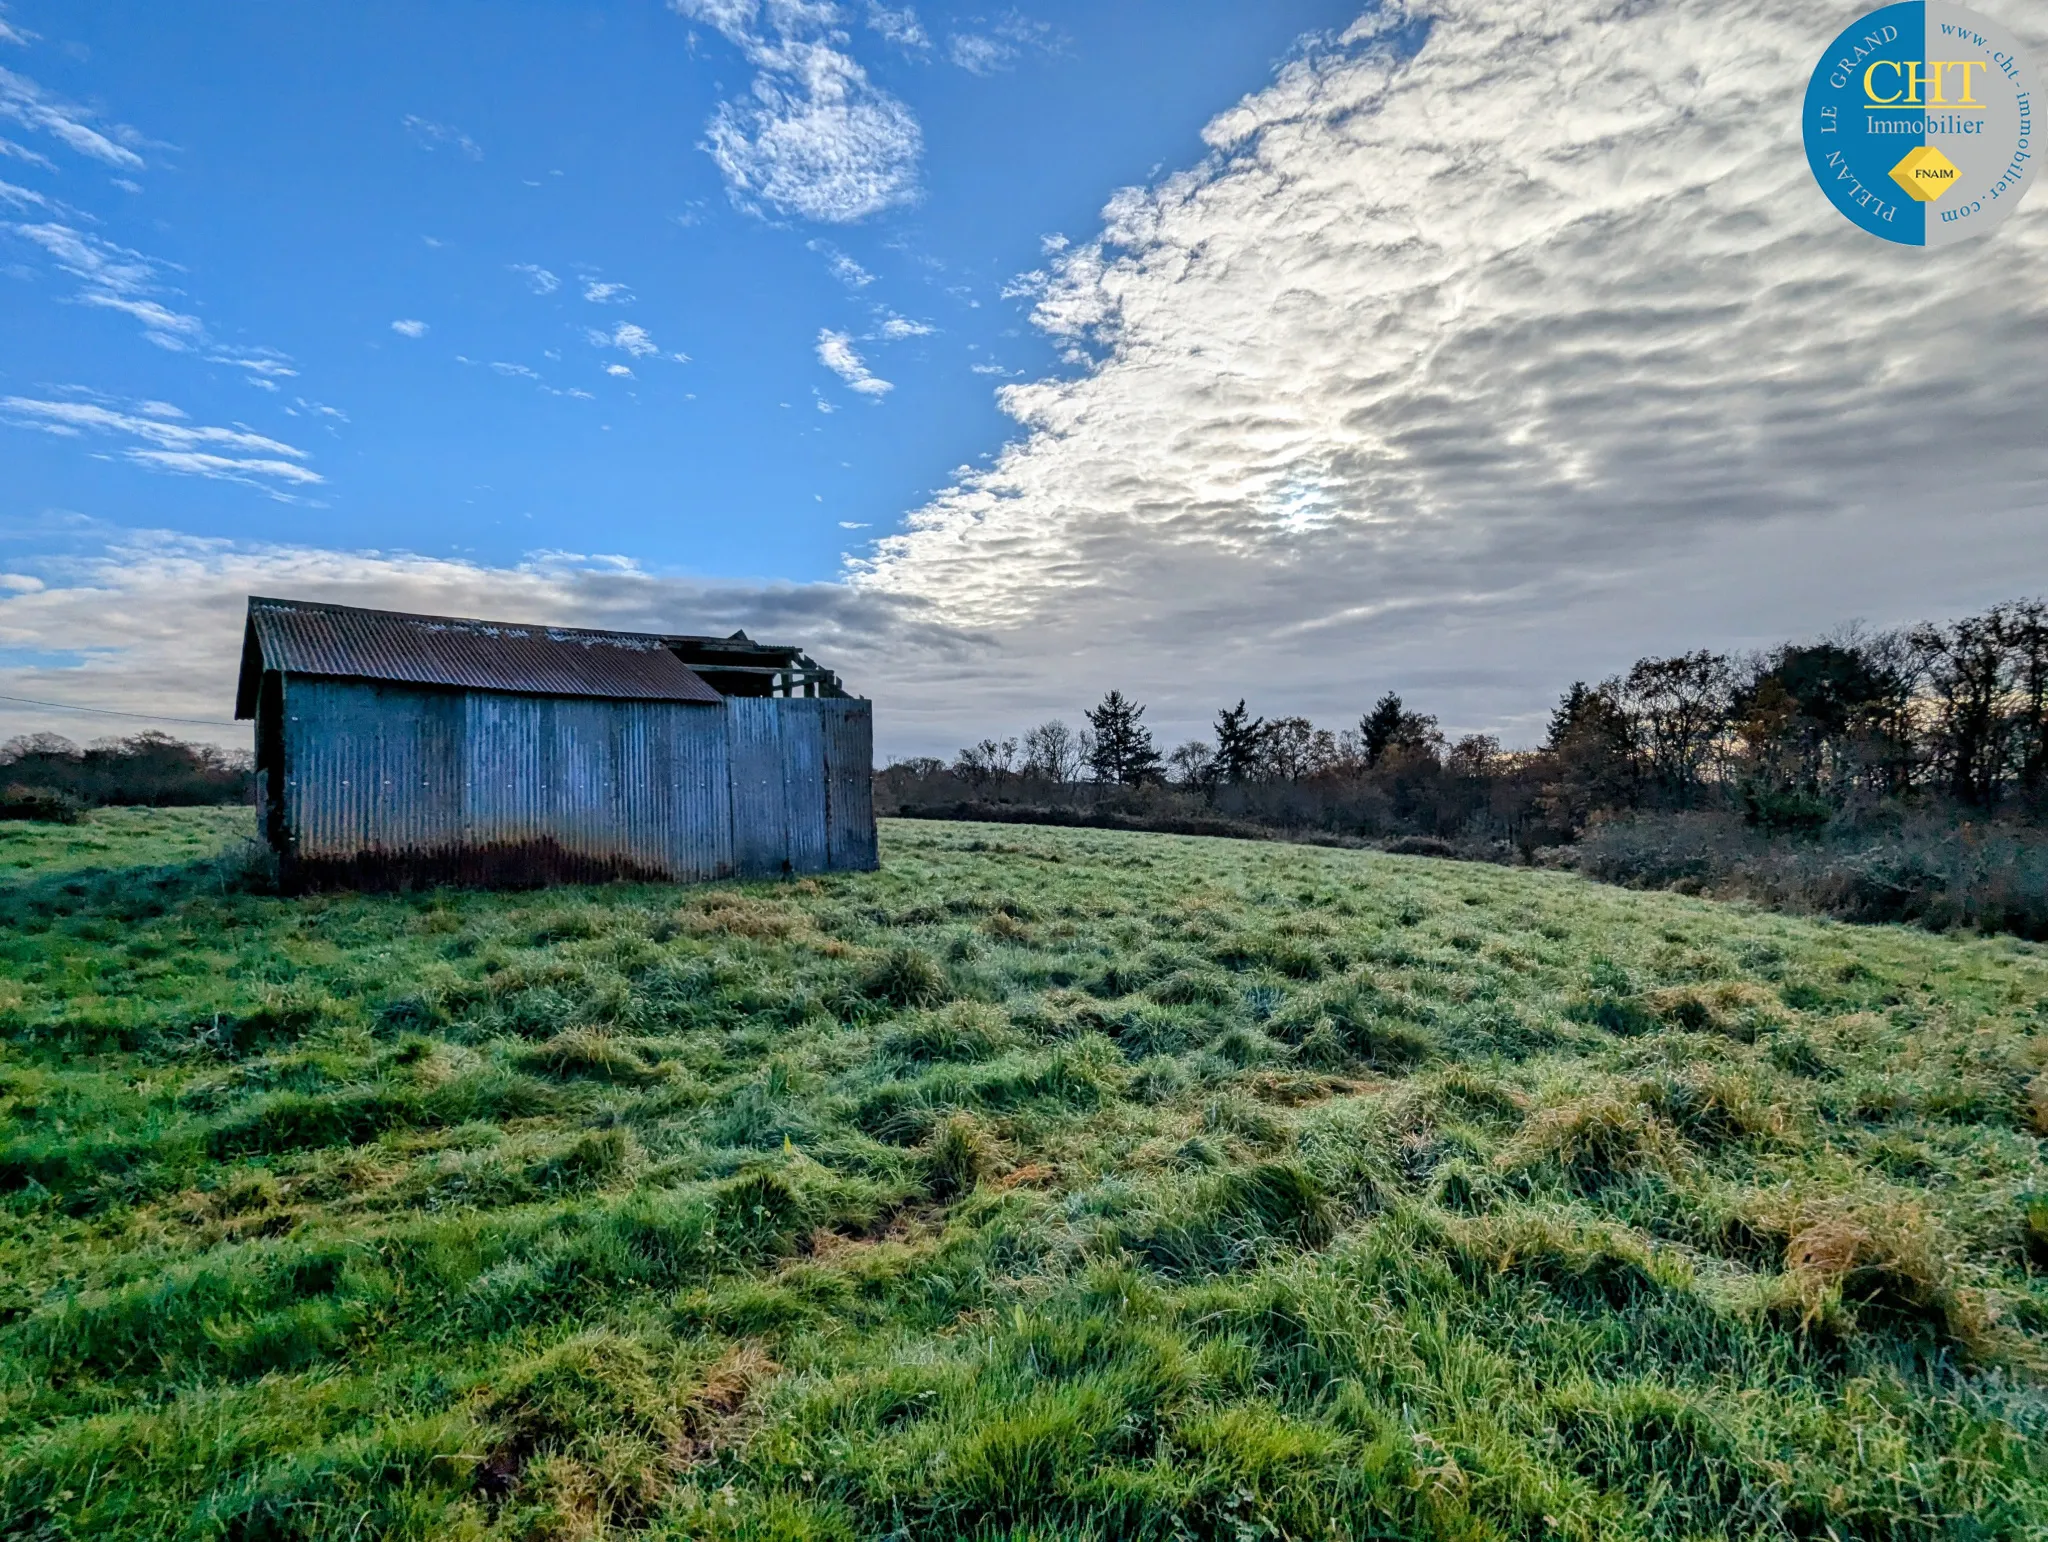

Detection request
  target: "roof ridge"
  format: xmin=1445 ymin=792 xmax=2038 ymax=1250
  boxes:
xmin=246 ymin=594 xmax=675 ymax=648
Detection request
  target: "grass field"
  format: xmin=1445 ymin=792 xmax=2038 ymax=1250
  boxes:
xmin=2 ymin=810 xmax=2047 ymax=1540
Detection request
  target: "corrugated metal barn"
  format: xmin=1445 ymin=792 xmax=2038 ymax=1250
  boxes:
xmin=233 ymin=596 xmax=877 ymax=888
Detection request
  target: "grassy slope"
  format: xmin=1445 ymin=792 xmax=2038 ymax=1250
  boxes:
xmin=1 ymin=813 xmax=2046 ymax=1541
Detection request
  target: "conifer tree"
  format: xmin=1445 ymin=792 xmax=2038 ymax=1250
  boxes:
xmin=1085 ymin=690 xmax=1163 ymax=785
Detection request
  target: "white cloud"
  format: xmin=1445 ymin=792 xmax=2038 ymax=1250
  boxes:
xmin=946 ymin=34 xmax=1014 ymax=74
xmin=866 ymin=3 xmax=928 ymax=48
xmin=0 ymin=395 xmax=320 ymax=495
xmin=491 ymin=361 xmax=540 ymax=379
xmin=816 ymin=328 xmax=891 ymax=396
xmin=390 ymin=318 xmax=428 ymax=338
xmin=0 ymin=65 xmax=143 ymax=168
xmin=401 ymin=114 xmax=482 ymax=159
xmin=946 ymin=15 xmax=1055 ymax=75
xmin=809 ymin=239 xmax=873 ymax=287
xmin=675 ymin=1 xmax=922 ymax=223
xmin=0 ymin=138 xmax=51 ymax=169
xmin=878 ymin=314 xmax=932 ymax=339
xmin=836 ymin=0 xmax=2048 ymax=747
xmin=582 ymin=278 xmax=634 ymax=303
xmin=605 ymin=363 xmax=634 ymax=378
xmin=209 ymin=348 xmax=298 ymax=380
xmin=83 ymin=293 xmax=206 ymax=342
xmin=0 ymin=173 xmax=44 ymax=203
xmin=5 ymin=221 xmax=208 ymax=347
xmin=511 ymin=263 xmax=559 ymax=294
xmin=587 ymin=321 xmax=659 ymax=357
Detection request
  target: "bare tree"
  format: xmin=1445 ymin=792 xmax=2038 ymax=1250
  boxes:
xmin=1021 ymin=720 xmax=1081 ymax=783
xmin=1167 ymin=739 xmax=1216 ymax=789
xmin=953 ymin=738 xmax=1018 ymax=786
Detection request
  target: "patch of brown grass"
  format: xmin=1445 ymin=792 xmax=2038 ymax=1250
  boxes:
xmin=993 ymin=1161 xmax=1057 ymax=1190
xmin=982 ymin=909 xmax=1035 ymax=943
xmin=680 ymin=895 xmax=811 ymax=941
xmin=675 ymin=1342 xmax=781 ymax=1467
xmin=1756 ymin=1199 xmax=2007 ymax=1356
xmin=1646 ymin=981 xmax=1784 ymax=1038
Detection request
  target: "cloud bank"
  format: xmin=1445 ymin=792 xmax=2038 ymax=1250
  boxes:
xmin=846 ymin=0 xmax=2048 ymax=744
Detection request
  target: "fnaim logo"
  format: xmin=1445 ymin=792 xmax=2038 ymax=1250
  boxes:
xmin=1803 ymin=2 xmax=2038 ymax=245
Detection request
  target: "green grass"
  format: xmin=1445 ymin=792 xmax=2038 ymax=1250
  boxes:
xmin=2 ymin=814 xmax=2046 ymax=1540
xmin=0 ymin=805 xmax=251 ymax=876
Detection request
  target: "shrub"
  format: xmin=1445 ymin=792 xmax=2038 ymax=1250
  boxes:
xmin=1382 ymin=836 xmax=1456 ymax=858
xmin=1569 ymin=810 xmax=2048 ymax=940
xmin=0 ymin=784 xmax=82 ymax=823
xmin=0 ymin=732 xmax=249 ymax=808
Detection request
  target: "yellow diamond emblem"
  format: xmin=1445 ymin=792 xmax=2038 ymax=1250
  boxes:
xmin=1890 ymin=144 xmax=1961 ymax=203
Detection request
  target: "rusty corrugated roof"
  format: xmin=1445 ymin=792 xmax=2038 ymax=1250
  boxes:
xmin=234 ymin=596 xmax=723 ymax=717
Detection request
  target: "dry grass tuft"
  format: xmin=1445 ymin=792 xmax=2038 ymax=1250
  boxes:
xmin=681 ymin=895 xmax=809 ymax=941
xmin=1766 ymin=1201 xmax=2003 ymax=1355
xmin=2026 ymin=1072 xmax=2048 ymax=1137
xmin=1495 ymin=1089 xmax=1687 ymax=1188
xmin=676 ymin=1342 xmax=781 ymax=1467
xmin=1645 ymin=981 xmax=1784 ymax=1038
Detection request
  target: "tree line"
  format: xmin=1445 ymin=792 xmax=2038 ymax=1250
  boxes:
xmin=1 ymin=732 xmax=252 ymax=818
xmin=884 ymin=598 xmax=2048 ymax=849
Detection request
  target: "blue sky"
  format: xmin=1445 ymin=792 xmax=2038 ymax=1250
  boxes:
xmin=2 ymin=0 xmax=1361 ymax=582
xmin=2 ymin=0 xmax=2045 ymax=758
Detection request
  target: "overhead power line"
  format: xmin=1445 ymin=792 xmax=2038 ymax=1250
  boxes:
xmin=0 ymin=691 xmax=241 ymax=729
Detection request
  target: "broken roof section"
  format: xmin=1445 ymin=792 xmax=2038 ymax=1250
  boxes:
xmin=234 ymin=596 xmax=725 ymax=716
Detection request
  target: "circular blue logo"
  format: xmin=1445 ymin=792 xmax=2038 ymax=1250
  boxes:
xmin=1803 ymin=2 xmax=2038 ymax=245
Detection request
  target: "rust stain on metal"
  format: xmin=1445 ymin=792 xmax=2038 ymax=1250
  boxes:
xmin=281 ymin=839 xmax=685 ymax=893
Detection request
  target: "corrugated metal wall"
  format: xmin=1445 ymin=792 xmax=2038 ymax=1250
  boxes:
xmin=724 ymin=697 xmax=790 ymax=878
xmin=819 ymin=698 xmax=878 ymax=871
xmin=275 ymin=676 xmax=874 ymax=885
